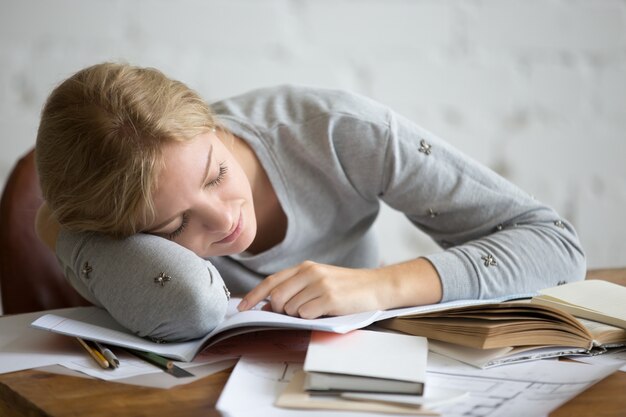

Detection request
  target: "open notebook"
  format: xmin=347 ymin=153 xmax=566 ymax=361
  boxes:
xmin=31 ymin=296 xmax=523 ymax=362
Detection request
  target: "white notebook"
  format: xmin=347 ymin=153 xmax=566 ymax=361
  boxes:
xmin=303 ymin=329 xmax=428 ymax=395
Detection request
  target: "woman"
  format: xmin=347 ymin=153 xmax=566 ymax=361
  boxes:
xmin=35 ymin=62 xmax=585 ymax=341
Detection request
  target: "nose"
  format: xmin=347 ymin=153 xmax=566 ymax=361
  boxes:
xmin=194 ymin=199 xmax=234 ymax=233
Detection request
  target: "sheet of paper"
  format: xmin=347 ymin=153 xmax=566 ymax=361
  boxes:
xmin=567 ymin=347 xmax=626 ymax=372
xmin=0 ymin=308 xmax=90 ymax=374
xmin=425 ymin=351 xmax=621 ymax=416
xmin=37 ymin=358 xmax=237 ymax=389
xmin=58 ymin=348 xmax=166 ymax=379
xmin=216 ymin=349 xmax=622 ymax=417
xmin=340 ymin=388 xmax=468 ymax=409
xmin=218 ymin=353 xmax=415 ymax=417
xmin=427 ymin=339 xmax=515 ymax=368
xmin=0 ymin=308 xmax=237 ymax=386
xmin=55 ymin=346 xmax=237 ymax=382
xmin=113 ymin=359 xmax=237 ymax=389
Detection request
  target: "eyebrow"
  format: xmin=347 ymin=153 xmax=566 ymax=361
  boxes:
xmin=201 ymin=144 xmax=214 ymax=187
xmin=147 ymin=144 xmax=214 ymax=232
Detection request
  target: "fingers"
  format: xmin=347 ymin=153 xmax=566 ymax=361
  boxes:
xmin=284 ymin=292 xmax=328 ymax=319
xmin=281 ymin=283 xmax=324 ymax=317
xmin=238 ymin=261 xmax=377 ymax=319
xmin=239 ymin=261 xmax=326 ymax=316
xmin=237 ymin=263 xmax=304 ymax=312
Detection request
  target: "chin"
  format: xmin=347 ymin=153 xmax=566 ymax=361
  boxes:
xmin=232 ymin=231 xmax=256 ymax=255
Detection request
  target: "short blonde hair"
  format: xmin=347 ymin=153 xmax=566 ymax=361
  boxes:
xmin=36 ymin=62 xmax=217 ymax=237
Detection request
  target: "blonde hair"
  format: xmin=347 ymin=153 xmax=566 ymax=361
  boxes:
xmin=36 ymin=62 xmax=217 ymax=237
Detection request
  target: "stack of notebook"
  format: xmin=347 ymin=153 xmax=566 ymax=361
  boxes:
xmin=274 ymin=329 xmax=469 ymax=414
xmin=302 ymin=329 xmax=428 ymax=395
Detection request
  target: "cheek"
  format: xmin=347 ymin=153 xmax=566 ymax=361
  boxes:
xmin=176 ymin=235 xmax=205 ymax=257
xmin=228 ymin=161 xmax=252 ymax=194
xmin=172 ymin=222 xmax=210 ymax=257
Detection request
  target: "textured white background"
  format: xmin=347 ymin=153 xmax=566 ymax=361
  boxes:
xmin=1 ymin=1 xmax=625 ymax=312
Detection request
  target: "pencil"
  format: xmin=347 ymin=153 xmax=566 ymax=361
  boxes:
xmin=76 ymin=337 xmax=109 ymax=369
xmin=123 ymin=348 xmax=195 ymax=378
xmin=93 ymin=341 xmax=120 ymax=369
xmin=125 ymin=348 xmax=173 ymax=370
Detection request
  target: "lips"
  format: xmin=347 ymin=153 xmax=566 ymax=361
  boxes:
xmin=215 ymin=212 xmax=243 ymax=244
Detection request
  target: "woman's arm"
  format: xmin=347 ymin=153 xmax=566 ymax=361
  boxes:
xmin=240 ymin=96 xmax=585 ymax=317
xmin=35 ymin=203 xmax=230 ymax=342
xmin=239 ymin=257 xmax=441 ymax=318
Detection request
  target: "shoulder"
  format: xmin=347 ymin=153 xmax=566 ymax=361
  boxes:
xmin=211 ymin=85 xmax=390 ymax=128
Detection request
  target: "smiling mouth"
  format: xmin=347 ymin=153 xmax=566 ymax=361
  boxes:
xmin=215 ymin=213 xmax=243 ymax=244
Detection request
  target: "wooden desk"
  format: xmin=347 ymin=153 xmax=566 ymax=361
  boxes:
xmin=1 ymin=269 xmax=625 ymax=417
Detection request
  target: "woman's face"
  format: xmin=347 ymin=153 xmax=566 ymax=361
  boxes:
xmin=144 ymin=131 xmax=257 ymax=257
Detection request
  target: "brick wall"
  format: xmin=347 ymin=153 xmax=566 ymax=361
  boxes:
xmin=1 ymin=1 xmax=625 ymax=308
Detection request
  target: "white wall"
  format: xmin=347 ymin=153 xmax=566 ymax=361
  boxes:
xmin=1 ymin=0 xmax=625 ymax=312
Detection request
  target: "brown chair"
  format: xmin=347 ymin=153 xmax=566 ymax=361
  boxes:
xmin=0 ymin=149 xmax=90 ymax=314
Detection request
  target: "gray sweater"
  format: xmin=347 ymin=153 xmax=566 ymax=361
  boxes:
xmin=56 ymin=85 xmax=586 ymax=341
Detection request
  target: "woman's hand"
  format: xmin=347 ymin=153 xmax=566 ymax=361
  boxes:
xmin=238 ymin=258 xmax=443 ymax=318
xmin=239 ymin=261 xmax=384 ymax=318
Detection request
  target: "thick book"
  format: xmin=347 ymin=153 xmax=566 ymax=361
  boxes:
xmin=376 ymin=299 xmax=626 ymax=356
xmin=303 ymin=329 xmax=427 ymax=395
xmin=31 ymin=295 xmax=521 ymax=362
xmin=531 ymin=280 xmax=626 ymax=329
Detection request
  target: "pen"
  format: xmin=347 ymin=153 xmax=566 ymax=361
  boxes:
xmin=76 ymin=337 xmax=109 ymax=369
xmin=93 ymin=341 xmax=120 ymax=369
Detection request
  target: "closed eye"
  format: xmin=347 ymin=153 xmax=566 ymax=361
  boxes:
xmin=205 ymin=162 xmax=228 ymax=188
xmin=167 ymin=212 xmax=190 ymax=240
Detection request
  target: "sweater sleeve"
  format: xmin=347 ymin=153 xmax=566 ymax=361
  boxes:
xmin=338 ymin=106 xmax=586 ymax=301
xmin=55 ymin=229 xmax=229 ymax=341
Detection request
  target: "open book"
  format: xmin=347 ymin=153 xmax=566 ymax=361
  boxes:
xmin=376 ymin=299 xmax=626 ymax=368
xmin=377 ymin=300 xmax=626 ymax=350
xmin=531 ymin=280 xmax=626 ymax=329
xmin=30 ymin=296 xmax=521 ymax=362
